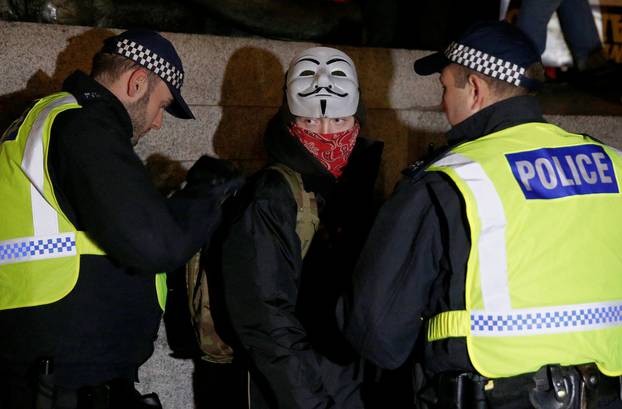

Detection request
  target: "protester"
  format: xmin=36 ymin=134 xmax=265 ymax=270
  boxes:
xmin=219 ymin=46 xmax=383 ymax=408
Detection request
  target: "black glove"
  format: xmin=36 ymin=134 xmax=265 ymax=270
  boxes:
xmin=186 ymin=155 xmax=241 ymax=187
xmin=178 ymin=156 xmax=244 ymax=201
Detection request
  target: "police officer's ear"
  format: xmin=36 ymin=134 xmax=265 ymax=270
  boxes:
xmin=467 ymin=72 xmax=492 ymax=113
xmin=126 ymin=68 xmax=150 ymax=100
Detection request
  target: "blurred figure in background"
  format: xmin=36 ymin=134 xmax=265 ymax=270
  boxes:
xmin=516 ymin=0 xmax=622 ymax=99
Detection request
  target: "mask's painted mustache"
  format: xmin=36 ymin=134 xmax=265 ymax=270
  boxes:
xmin=298 ymin=87 xmax=348 ymax=98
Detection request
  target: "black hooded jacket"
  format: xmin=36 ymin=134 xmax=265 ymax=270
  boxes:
xmin=220 ymin=105 xmax=383 ymax=408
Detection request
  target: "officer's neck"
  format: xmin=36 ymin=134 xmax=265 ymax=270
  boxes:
xmin=447 ymin=95 xmax=546 ymax=147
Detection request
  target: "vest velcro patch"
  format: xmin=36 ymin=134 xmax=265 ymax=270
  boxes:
xmin=506 ymin=144 xmax=619 ymax=199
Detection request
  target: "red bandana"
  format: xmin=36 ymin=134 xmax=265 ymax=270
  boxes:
xmin=289 ymin=121 xmax=360 ymax=178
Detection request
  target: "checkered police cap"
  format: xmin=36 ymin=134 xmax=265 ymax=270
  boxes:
xmin=414 ymin=21 xmax=542 ymax=91
xmin=102 ymin=30 xmax=194 ymax=119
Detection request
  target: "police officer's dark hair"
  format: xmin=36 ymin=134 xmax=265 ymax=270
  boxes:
xmin=454 ymin=62 xmax=545 ymax=97
xmin=91 ymin=52 xmax=158 ymax=88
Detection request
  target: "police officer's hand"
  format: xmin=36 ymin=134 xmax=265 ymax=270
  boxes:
xmin=180 ymin=156 xmax=244 ymax=201
xmin=186 ymin=155 xmax=241 ymax=187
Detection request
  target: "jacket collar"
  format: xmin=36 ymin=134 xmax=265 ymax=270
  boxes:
xmin=62 ymin=70 xmax=133 ymax=138
xmin=447 ymin=95 xmax=547 ymax=147
xmin=402 ymin=95 xmax=547 ymax=179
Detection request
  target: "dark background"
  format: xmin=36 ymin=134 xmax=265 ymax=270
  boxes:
xmin=0 ymin=0 xmax=500 ymax=51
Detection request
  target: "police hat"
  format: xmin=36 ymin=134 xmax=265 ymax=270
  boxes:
xmin=102 ymin=30 xmax=194 ymax=119
xmin=414 ymin=20 xmax=542 ymax=90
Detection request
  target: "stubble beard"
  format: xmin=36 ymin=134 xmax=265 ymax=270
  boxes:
xmin=125 ymin=92 xmax=151 ymax=146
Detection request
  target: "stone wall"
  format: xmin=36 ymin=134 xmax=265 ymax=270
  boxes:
xmin=3 ymin=22 xmax=621 ymax=196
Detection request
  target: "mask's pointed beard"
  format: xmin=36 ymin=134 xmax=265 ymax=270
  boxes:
xmin=320 ymin=99 xmax=327 ymax=116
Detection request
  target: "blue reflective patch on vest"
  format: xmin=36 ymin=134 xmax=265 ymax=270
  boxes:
xmin=470 ymin=302 xmax=622 ymax=336
xmin=506 ymin=145 xmax=619 ymax=199
xmin=1 ymin=123 xmax=19 ymax=143
xmin=0 ymin=235 xmax=76 ymax=264
xmin=1 ymin=102 xmax=34 ymax=143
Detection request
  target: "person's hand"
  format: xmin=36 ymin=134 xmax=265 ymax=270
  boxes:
xmin=186 ymin=155 xmax=241 ymax=187
xmin=180 ymin=156 xmax=244 ymax=201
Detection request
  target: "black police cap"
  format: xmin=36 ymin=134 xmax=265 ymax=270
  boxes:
xmin=414 ymin=20 xmax=543 ymax=91
xmin=102 ymin=30 xmax=195 ymax=119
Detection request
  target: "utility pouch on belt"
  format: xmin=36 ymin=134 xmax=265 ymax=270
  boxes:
xmin=529 ymin=365 xmax=582 ymax=409
xmin=530 ymin=364 xmax=622 ymax=409
xmin=434 ymin=372 xmax=488 ymax=409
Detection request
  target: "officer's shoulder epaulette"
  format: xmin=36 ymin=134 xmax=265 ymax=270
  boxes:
xmin=401 ymin=144 xmax=451 ymax=183
xmin=402 ymin=160 xmax=426 ymax=179
xmin=80 ymin=91 xmax=102 ymax=101
xmin=402 ymin=159 xmax=437 ymax=185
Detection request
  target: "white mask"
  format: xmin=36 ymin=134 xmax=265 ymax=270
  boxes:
xmin=286 ymin=47 xmax=359 ymax=118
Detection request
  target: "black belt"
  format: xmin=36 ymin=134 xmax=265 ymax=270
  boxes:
xmin=427 ymin=364 xmax=621 ymax=409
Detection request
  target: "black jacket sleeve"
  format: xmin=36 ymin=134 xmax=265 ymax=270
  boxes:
xmin=49 ymin=107 xmax=231 ymax=274
xmin=341 ymin=176 xmax=446 ymax=370
xmin=222 ymin=169 xmax=334 ymax=409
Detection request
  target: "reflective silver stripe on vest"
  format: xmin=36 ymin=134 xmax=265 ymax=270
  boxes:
xmin=435 ymin=153 xmax=512 ymax=311
xmin=21 ymin=94 xmax=77 ymax=237
xmin=471 ymin=300 xmax=622 ymax=336
xmin=0 ymin=232 xmax=77 ymax=265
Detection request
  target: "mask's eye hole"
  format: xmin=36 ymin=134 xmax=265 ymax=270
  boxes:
xmin=332 ymin=70 xmax=346 ymax=77
xmin=300 ymin=70 xmax=315 ymax=77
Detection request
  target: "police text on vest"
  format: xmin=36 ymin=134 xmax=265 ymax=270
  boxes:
xmin=506 ymin=145 xmax=619 ymax=199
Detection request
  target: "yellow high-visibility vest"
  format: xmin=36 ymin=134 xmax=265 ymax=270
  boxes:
xmin=0 ymin=92 xmax=167 ymax=311
xmin=426 ymin=122 xmax=622 ymax=378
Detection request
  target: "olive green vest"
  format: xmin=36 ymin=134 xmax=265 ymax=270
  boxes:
xmin=426 ymin=122 xmax=622 ymax=378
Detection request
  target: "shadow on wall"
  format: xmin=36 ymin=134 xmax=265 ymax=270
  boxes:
xmin=350 ymin=46 xmax=397 ymax=198
xmin=146 ymin=153 xmax=188 ymax=197
xmin=0 ymin=27 xmax=116 ymax=132
xmin=212 ymin=46 xmax=284 ymax=176
xmin=353 ymin=46 xmax=446 ymax=196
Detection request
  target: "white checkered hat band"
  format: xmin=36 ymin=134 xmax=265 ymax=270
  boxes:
xmin=116 ymin=39 xmax=184 ymax=90
xmin=444 ymin=42 xmax=526 ymax=87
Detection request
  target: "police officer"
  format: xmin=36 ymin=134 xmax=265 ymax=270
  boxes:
xmin=341 ymin=20 xmax=622 ymax=409
xmin=0 ymin=30 xmax=238 ymax=408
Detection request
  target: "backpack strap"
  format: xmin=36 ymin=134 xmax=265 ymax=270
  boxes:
xmin=268 ymin=164 xmax=319 ymax=258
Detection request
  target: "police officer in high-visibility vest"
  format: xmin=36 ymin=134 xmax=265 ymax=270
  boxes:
xmin=341 ymin=20 xmax=622 ymax=409
xmin=0 ymin=30 xmax=239 ymax=409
